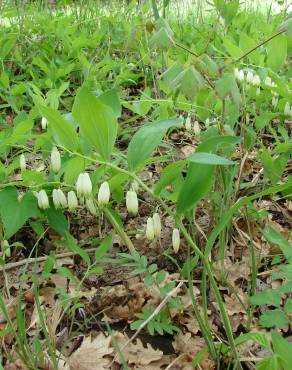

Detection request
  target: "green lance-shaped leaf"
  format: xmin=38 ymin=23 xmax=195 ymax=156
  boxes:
xmin=38 ymin=105 xmax=79 ymax=152
xmin=72 ymin=86 xmax=118 ymax=161
xmin=176 ymin=136 xmax=239 ymax=214
xmin=0 ymin=187 xmax=38 ymax=239
xmin=127 ymin=118 xmax=183 ymax=171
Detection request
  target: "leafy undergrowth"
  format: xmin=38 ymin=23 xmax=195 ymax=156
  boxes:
xmin=0 ymin=1 xmax=291 ymax=369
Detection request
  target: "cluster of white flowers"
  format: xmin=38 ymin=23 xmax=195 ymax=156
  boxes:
xmin=234 ymin=68 xmax=245 ymax=82
xmin=145 ymin=213 xmax=161 ymax=241
xmin=185 ymin=116 xmax=201 ymax=136
xmin=234 ymin=68 xmax=261 ymax=87
xmin=145 ymin=213 xmax=180 ymax=253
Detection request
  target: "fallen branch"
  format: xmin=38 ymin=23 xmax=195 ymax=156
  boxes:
xmin=0 ymin=248 xmax=98 ymax=272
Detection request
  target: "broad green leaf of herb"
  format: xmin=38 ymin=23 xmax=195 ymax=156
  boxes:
xmin=187 ymin=152 xmax=236 ymax=165
xmin=177 ymin=136 xmax=239 ymax=214
xmin=38 ymin=105 xmax=79 ymax=152
xmin=73 ymin=86 xmax=118 ymax=161
xmin=0 ymin=187 xmax=38 ymax=239
xmin=267 ymin=34 xmax=287 ymax=72
xmin=127 ymin=118 xmax=183 ymax=171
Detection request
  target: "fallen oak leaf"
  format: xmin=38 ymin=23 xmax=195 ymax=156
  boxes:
xmin=114 ymin=332 xmax=163 ymax=366
xmin=68 ymin=333 xmax=113 ymax=370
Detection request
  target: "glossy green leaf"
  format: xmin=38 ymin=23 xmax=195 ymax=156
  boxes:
xmin=267 ymin=34 xmax=287 ymax=72
xmin=45 ymin=207 xmax=68 ymax=237
xmin=271 ymin=331 xmax=292 ymax=370
xmin=187 ymin=152 xmax=236 ymax=165
xmin=37 ymin=105 xmax=79 ymax=152
xmin=177 ymin=163 xmax=216 ymax=214
xmin=127 ymin=118 xmax=183 ymax=171
xmin=73 ymin=86 xmax=118 ymax=160
xmin=98 ymin=89 xmax=121 ymax=118
xmin=176 ymin=135 xmax=240 ymax=214
xmin=0 ymin=187 xmax=38 ymax=239
xmin=154 ymin=160 xmax=187 ymax=195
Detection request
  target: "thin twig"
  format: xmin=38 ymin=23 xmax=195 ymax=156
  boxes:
xmin=0 ymin=248 xmax=98 ymax=272
xmin=222 ymin=30 xmax=285 ymax=70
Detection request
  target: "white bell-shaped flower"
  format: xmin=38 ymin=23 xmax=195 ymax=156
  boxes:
xmin=126 ymin=190 xmax=138 ymax=216
xmin=67 ymin=191 xmax=78 ymax=211
xmin=98 ymin=181 xmax=110 ymax=207
xmin=238 ymin=69 xmax=245 ymax=82
xmin=41 ymin=117 xmax=48 ymax=130
xmin=284 ymin=102 xmax=291 ymax=116
xmin=51 ymin=146 xmax=61 ymax=174
xmin=246 ymin=71 xmax=254 ymax=84
xmin=265 ymin=76 xmax=272 ymax=87
xmin=193 ymin=121 xmax=201 ymax=136
xmin=146 ymin=217 xmax=155 ymax=241
xmin=172 ymin=228 xmax=180 ymax=253
xmin=76 ymin=173 xmax=92 ymax=198
xmin=52 ymin=189 xmax=67 ymax=209
xmin=20 ymin=154 xmax=26 ymax=171
xmin=37 ymin=190 xmax=50 ymax=209
xmin=234 ymin=68 xmax=244 ymax=82
xmin=86 ymin=198 xmax=97 ymax=216
xmin=272 ymin=96 xmax=278 ymax=108
xmin=185 ymin=116 xmax=192 ymax=131
xmin=153 ymin=213 xmax=161 ymax=238
xmin=252 ymin=75 xmax=260 ymax=86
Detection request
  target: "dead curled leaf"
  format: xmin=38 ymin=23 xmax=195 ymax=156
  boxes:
xmin=114 ymin=332 xmax=163 ymax=366
xmin=68 ymin=333 xmax=113 ymax=370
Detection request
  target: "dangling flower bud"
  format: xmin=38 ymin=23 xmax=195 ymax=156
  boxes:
xmin=256 ymin=87 xmax=261 ymax=96
xmin=51 ymin=146 xmax=61 ymax=174
xmin=234 ymin=68 xmax=244 ymax=82
xmin=252 ymin=74 xmax=260 ymax=86
xmin=153 ymin=213 xmax=161 ymax=238
xmin=126 ymin=190 xmax=138 ymax=216
xmin=98 ymin=181 xmax=110 ymax=207
xmin=205 ymin=118 xmax=210 ymax=128
xmin=272 ymin=96 xmax=278 ymax=108
xmin=185 ymin=116 xmax=192 ymax=131
xmin=76 ymin=173 xmax=92 ymax=198
xmin=238 ymin=69 xmax=244 ymax=82
xmin=20 ymin=154 xmax=26 ymax=171
xmin=41 ymin=117 xmax=48 ymax=130
xmin=68 ymin=191 xmax=78 ymax=211
xmin=265 ymin=76 xmax=272 ymax=87
xmin=1 ymin=240 xmax=10 ymax=258
xmin=284 ymin=102 xmax=291 ymax=116
xmin=37 ymin=190 xmax=49 ymax=210
xmin=172 ymin=228 xmax=180 ymax=253
xmin=57 ymin=189 xmax=67 ymax=208
xmin=246 ymin=71 xmax=254 ymax=84
xmin=146 ymin=217 xmax=155 ymax=241
xmin=86 ymin=198 xmax=97 ymax=216
xmin=193 ymin=121 xmax=201 ymax=136
xmin=52 ymin=189 xmax=67 ymax=209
